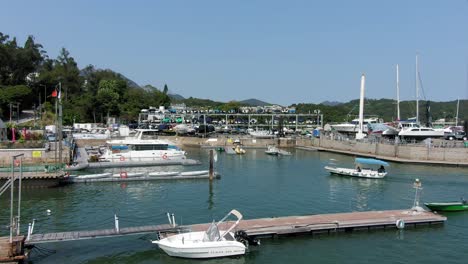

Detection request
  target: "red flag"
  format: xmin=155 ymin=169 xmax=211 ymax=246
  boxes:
xmin=51 ymin=89 xmax=57 ymax=97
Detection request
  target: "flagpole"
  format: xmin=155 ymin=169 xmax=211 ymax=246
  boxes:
xmin=58 ymin=82 xmax=63 ymax=172
xmin=54 ymin=84 xmax=58 ymax=168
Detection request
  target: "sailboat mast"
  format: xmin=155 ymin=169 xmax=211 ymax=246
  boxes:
xmin=396 ymin=64 xmax=400 ymax=121
xmin=456 ymin=98 xmax=460 ymax=126
xmin=416 ymin=54 xmax=419 ymax=124
xmin=356 ymin=74 xmax=366 ymax=140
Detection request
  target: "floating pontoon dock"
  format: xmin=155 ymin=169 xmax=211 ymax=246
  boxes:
xmin=24 ymin=209 xmax=445 ymax=245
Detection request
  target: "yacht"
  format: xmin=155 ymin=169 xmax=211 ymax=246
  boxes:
xmin=331 ymin=117 xmax=381 ymax=134
xmin=99 ymin=129 xmax=186 ymax=162
xmin=398 ymin=127 xmax=444 ymax=140
xmin=248 ymin=129 xmax=275 ymax=139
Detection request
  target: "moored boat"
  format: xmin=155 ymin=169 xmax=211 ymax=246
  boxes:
xmin=180 ymin=170 xmax=209 ymax=176
xmin=147 ymin=171 xmax=180 ymax=177
xmin=99 ymin=129 xmax=187 ymax=162
xmin=424 ymin=200 xmax=468 ymax=212
xmin=152 ymin=209 xmax=257 ymax=259
xmin=76 ymin=173 xmax=112 ymax=179
xmin=265 ymin=145 xmax=279 ymax=155
xmin=324 ymin=158 xmax=389 ymax=179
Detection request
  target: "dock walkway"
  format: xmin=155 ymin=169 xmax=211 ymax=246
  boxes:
xmin=25 ymin=209 xmax=446 ymax=245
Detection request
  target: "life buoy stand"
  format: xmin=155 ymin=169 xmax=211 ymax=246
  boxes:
xmin=120 ymin=156 xmax=125 ymax=162
xmin=120 ymin=171 xmax=128 ymax=178
xmin=162 ymin=154 xmax=168 ymax=160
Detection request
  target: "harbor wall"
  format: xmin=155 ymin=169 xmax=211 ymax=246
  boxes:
xmin=74 ymin=135 xmax=467 ymax=165
xmin=0 ymin=143 xmax=70 ymax=166
xmin=75 ymin=136 xmax=295 ymax=149
xmin=297 ymin=137 xmax=468 ymax=164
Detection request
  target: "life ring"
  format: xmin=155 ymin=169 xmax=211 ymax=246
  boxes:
xmin=65 ymin=172 xmax=70 ymax=177
xmin=120 ymin=156 xmax=125 ymax=162
xmin=14 ymin=159 xmax=20 ymax=167
xmin=120 ymin=171 xmax=128 ymax=178
xmin=162 ymin=154 xmax=168 ymax=160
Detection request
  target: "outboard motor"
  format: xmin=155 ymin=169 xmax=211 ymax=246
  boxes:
xmin=235 ymin=230 xmax=261 ymax=247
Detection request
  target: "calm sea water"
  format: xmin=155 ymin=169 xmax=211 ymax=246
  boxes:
xmin=1 ymin=147 xmax=468 ymax=264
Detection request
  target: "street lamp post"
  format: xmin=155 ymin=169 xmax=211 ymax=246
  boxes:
xmin=314 ymin=109 xmax=321 ymax=127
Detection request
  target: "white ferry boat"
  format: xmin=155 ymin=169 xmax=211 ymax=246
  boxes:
xmin=99 ymin=129 xmax=186 ymax=162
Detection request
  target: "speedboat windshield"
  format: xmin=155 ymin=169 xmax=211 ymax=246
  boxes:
xmin=203 ymin=221 xmax=221 ymax=242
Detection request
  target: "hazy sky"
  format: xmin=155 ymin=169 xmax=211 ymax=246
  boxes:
xmin=2 ymin=0 xmax=468 ymax=105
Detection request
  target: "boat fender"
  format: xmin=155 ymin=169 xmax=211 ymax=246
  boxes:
xmin=120 ymin=171 xmax=128 ymax=178
xmin=162 ymin=154 xmax=168 ymax=160
xmin=120 ymin=156 xmax=125 ymax=161
xmin=396 ymin=219 xmax=405 ymax=229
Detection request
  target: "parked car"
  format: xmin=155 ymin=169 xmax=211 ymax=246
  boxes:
xmin=444 ymin=131 xmax=467 ymax=141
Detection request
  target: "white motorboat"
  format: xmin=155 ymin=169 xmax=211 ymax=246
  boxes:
xmin=248 ymin=129 xmax=275 ymax=139
xmin=152 ymin=209 xmax=251 ymax=259
xmin=99 ymin=129 xmax=187 ymax=162
xmin=324 ymin=158 xmax=389 ymax=179
xmin=265 ymin=145 xmax=279 ymax=155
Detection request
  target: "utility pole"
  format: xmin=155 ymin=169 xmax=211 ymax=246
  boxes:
xmin=9 ymin=103 xmax=12 ymax=123
xmin=58 ymin=82 xmax=63 ymax=169
xmin=16 ymin=103 xmax=20 ymax=123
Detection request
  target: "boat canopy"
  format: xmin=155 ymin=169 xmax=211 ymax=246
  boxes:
xmin=355 ymin=158 xmax=389 ymax=167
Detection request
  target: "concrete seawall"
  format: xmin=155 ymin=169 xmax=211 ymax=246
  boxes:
xmin=71 ymin=136 xmax=468 ymax=166
xmin=296 ymin=137 xmax=468 ymax=166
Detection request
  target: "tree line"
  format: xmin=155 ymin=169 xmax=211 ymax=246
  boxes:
xmin=0 ymin=32 xmax=170 ymax=125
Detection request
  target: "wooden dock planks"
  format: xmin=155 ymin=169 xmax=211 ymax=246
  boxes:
xmin=25 ymin=209 xmax=446 ymax=245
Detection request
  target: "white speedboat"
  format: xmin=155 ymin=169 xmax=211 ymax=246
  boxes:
xmin=265 ymin=145 xmax=279 ymax=155
xmin=99 ymin=129 xmax=187 ymax=162
xmin=324 ymin=158 xmax=389 ymax=179
xmin=152 ymin=209 xmax=248 ymax=259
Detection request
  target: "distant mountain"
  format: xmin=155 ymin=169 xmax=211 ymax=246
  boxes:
xmin=240 ymin=98 xmax=270 ymax=106
xmin=142 ymin=84 xmax=158 ymax=92
xmin=125 ymin=77 xmax=141 ymax=89
xmin=169 ymin=93 xmax=185 ymax=101
xmin=321 ymin=100 xmax=343 ymax=106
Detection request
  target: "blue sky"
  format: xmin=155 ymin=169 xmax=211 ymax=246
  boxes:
xmin=2 ymin=0 xmax=468 ymax=105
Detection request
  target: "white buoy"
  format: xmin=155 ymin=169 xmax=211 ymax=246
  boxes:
xmin=46 ymin=209 xmax=51 ymax=215
xmin=396 ymin=219 xmax=405 ymax=229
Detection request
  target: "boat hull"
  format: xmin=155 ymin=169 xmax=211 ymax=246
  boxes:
xmin=154 ymin=231 xmax=246 ymax=259
xmin=424 ymin=202 xmax=468 ymax=212
xmin=324 ymin=166 xmax=386 ymax=179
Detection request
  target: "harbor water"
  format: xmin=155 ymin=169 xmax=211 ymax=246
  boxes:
xmin=1 ymin=147 xmax=468 ymax=263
